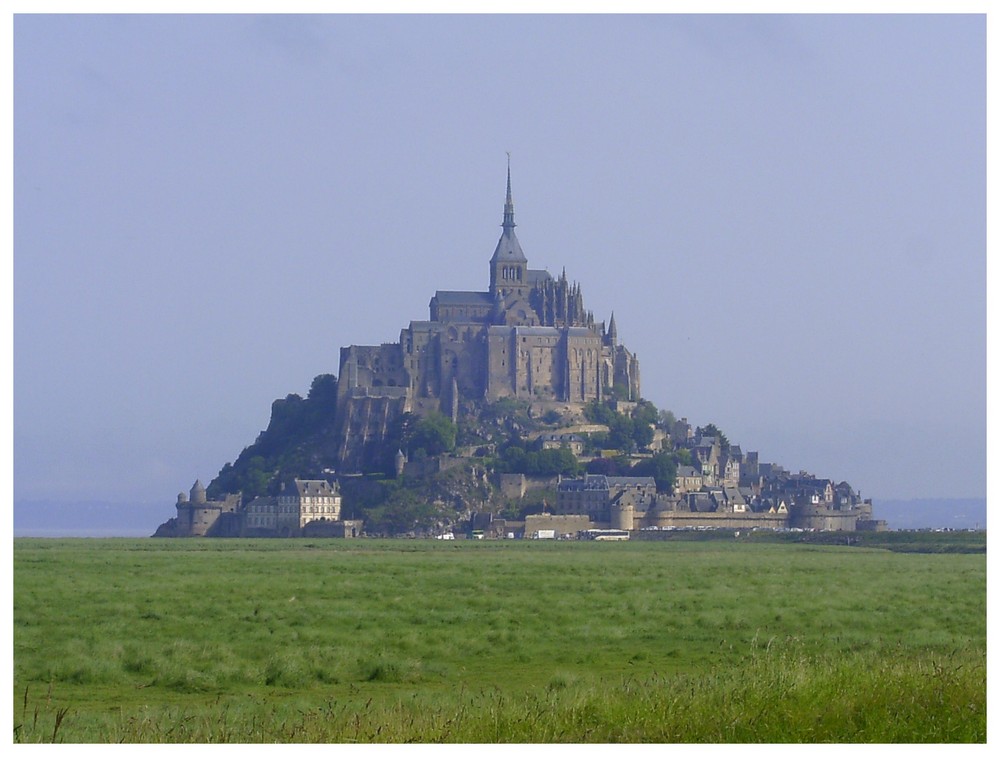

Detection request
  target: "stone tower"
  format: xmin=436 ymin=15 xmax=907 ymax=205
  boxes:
xmin=489 ymin=157 xmax=529 ymax=301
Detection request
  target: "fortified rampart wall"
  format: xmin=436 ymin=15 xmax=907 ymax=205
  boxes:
xmin=638 ymin=511 xmax=791 ymax=530
xmin=523 ymin=513 xmax=593 ymax=538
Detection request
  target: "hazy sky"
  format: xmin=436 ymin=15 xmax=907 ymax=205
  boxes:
xmin=13 ymin=13 xmax=985 ymax=508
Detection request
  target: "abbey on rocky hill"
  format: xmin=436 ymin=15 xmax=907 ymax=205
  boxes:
xmin=335 ymin=163 xmax=640 ymax=470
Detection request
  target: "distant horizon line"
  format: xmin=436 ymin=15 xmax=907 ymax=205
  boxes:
xmin=13 ymin=529 xmax=156 ymax=538
xmin=13 ymin=495 xmax=990 ymax=507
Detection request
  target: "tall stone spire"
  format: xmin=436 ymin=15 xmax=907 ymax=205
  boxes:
xmin=502 ymin=152 xmax=516 ymax=230
xmin=490 ymin=154 xmax=527 ymax=298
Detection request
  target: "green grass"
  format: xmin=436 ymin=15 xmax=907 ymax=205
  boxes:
xmin=13 ymin=537 xmax=986 ymax=742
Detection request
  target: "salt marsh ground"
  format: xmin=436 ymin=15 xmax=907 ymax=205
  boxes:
xmin=12 ymin=534 xmax=985 ymax=742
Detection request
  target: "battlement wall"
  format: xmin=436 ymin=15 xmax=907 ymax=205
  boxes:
xmin=639 ymin=511 xmax=790 ymax=530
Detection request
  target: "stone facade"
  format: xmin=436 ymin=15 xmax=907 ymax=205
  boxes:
xmin=335 ymin=166 xmax=640 ymax=471
xmin=551 ymin=470 xmax=884 ymax=533
xmin=244 ymin=479 xmax=343 ymax=535
xmin=172 ymin=480 xmax=241 ymax=537
xmin=523 ymin=513 xmax=593 ymax=539
xmin=555 ymin=474 xmax=658 ymax=523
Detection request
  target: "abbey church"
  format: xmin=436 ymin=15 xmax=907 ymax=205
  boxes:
xmin=336 ymin=165 xmax=641 ymax=470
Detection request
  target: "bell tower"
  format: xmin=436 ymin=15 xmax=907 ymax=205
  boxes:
xmin=489 ymin=156 xmax=529 ymax=300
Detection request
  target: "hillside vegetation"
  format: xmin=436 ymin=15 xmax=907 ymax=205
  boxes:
xmin=202 ymin=374 xmax=699 ymax=535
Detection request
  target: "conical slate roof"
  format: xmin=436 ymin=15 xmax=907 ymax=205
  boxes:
xmin=490 ymin=159 xmax=527 ymax=263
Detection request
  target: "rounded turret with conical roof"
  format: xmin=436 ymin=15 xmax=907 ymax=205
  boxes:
xmin=190 ymin=479 xmax=207 ymax=504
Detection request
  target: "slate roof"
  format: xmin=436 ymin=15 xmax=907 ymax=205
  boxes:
xmin=527 ymin=269 xmax=552 ymax=285
xmin=540 ymin=433 xmax=584 ymax=442
xmin=558 ymin=474 xmax=610 ymax=492
xmin=491 ymin=161 xmax=527 ymax=263
xmin=607 ymin=476 xmax=656 ymax=488
xmin=513 ymin=326 xmax=563 ymax=337
xmin=558 ymin=474 xmax=657 ymax=492
xmin=290 ymin=479 xmax=337 ymax=497
xmin=688 ymin=492 xmax=716 ymax=512
xmin=491 ymin=226 xmax=526 ymax=263
xmin=432 ymin=290 xmax=494 ymax=307
xmin=723 ymin=487 xmax=746 ymax=504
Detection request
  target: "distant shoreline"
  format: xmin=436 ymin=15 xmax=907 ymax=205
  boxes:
xmin=13 ymin=529 xmax=155 ymax=538
xmin=12 ymin=497 xmax=985 ymax=538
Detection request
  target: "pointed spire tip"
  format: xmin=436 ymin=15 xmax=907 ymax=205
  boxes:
xmin=502 ymin=154 xmax=516 ymax=229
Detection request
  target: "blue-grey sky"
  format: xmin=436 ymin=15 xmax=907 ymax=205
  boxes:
xmin=13 ymin=14 xmax=985 ymax=509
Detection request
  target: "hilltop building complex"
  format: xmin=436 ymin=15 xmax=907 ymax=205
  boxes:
xmin=335 ymin=165 xmax=640 ymax=470
xmin=157 ymin=164 xmax=883 ymax=538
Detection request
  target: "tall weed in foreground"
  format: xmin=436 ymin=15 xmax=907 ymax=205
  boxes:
xmin=14 ymin=646 xmax=984 ymax=743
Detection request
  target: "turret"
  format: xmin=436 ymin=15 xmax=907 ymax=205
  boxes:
xmin=607 ymin=312 xmax=618 ymax=347
xmin=190 ymin=480 xmax=207 ymax=505
xmin=610 ymin=500 xmax=635 ymax=531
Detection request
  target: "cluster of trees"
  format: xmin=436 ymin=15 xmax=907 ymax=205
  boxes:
xmin=493 ymin=443 xmax=582 ymax=477
xmin=698 ymin=423 xmax=730 ymax=450
xmin=582 ymin=399 xmax=658 ymax=453
xmin=584 ymin=451 xmax=686 ymax=493
xmin=208 ymin=374 xmax=339 ymax=500
xmin=406 ymin=413 xmax=457 ymax=458
xmin=343 ymin=479 xmax=441 ymax=536
xmin=341 ymin=462 xmax=491 ymax=536
xmin=630 ymin=451 xmax=681 ymax=493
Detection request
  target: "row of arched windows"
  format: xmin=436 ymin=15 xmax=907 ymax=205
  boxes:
xmin=500 ymin=265 xmax=523 ymax=281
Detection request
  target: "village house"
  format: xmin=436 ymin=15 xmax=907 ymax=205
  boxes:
xmin=536 ymin=433 xmax=586 ymax=456
xmin=555 ymin=474 xmax=657 ymax=522
xmin=242 ymin=479 xmax=348 ymax=537
xmin=674 ymin=465 xmax=703 ymax=495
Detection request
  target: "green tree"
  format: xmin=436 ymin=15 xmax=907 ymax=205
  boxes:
xmin=534 ymin=447 xmax=582 ymax=476
xmin=207 ymin=374 xmax=340 ymax=497
xmin=632 ymin=421 xmax=655 ymax=451
xmin=307 ymin=373 xmax=338 ymax=405
xmin=407 ymin=412 xmax=457 ymax=457
xmin=700 ymin=423 xmax=730 ymax=450
xmin=541 ymin=409 xmax=563 ymax=425
xmin=495 ymin=443 xmax=581 ymax=477
xmin=607 ymin=413 xmax=636 ymax=452
xmin=631 ymin=451 xmax=678 ymax=493
xmin=586 ymin=455 xmax=631 ymax=476
xmin=632 ymin=399 xmax=659 ymax=427
xmin=583 ymin=400 xmax=617 ymax=426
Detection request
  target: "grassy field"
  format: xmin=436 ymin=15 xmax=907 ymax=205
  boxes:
xmin=12 ymin=535 xmax=986 ymax=742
